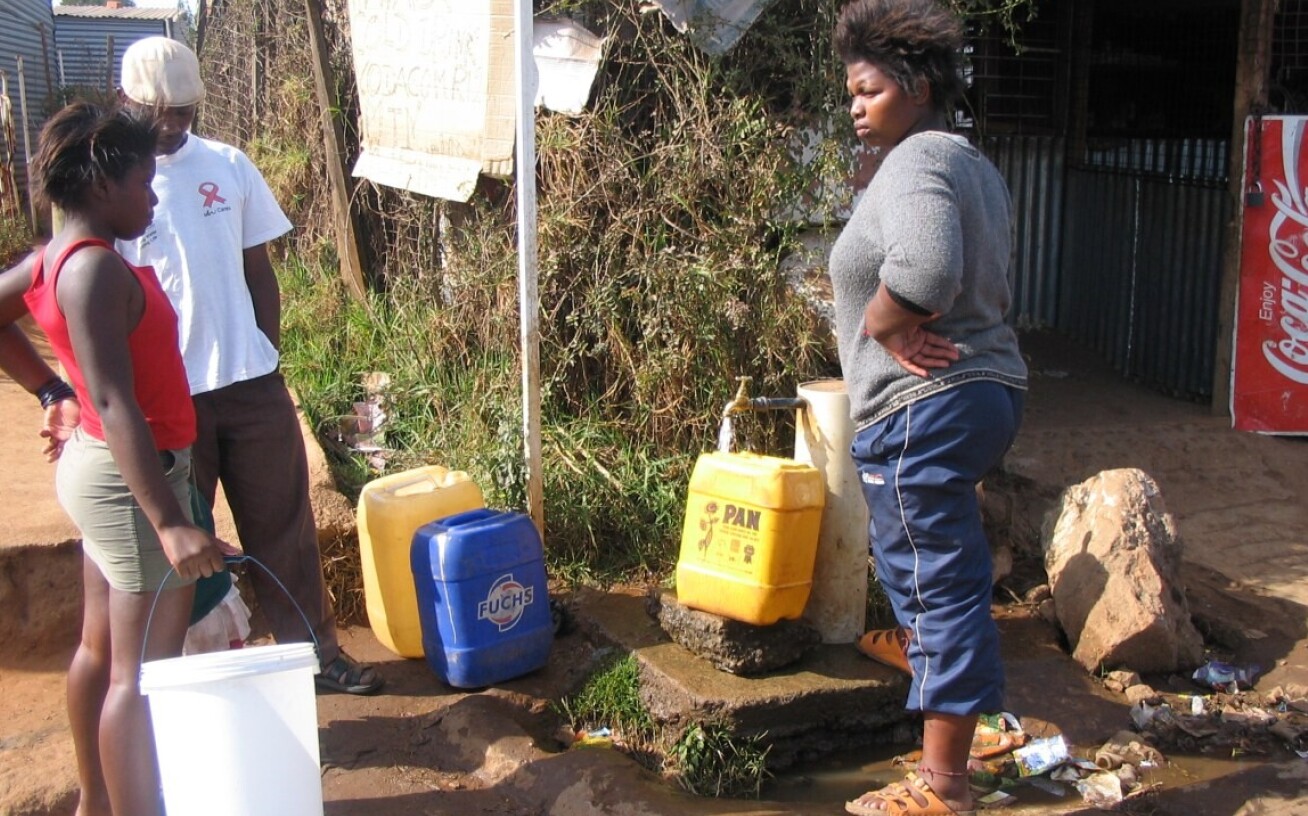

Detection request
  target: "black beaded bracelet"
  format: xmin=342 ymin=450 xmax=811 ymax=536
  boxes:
xmin=36 ymin=377 xmax=77 ymax=409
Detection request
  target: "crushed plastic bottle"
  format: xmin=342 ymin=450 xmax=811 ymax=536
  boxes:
xmin=1192 ymin=659 xmax=1260 ymax=692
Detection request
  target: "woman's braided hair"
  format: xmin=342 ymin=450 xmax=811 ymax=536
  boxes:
xmin=834 ymin=0 xmax=966 ymax=113
xmin=32 ymin=101 xmax=158 ymax=210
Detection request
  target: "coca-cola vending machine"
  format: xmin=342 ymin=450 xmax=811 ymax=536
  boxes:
xmin=1233 ymin=115 xmax=1308 ymax=433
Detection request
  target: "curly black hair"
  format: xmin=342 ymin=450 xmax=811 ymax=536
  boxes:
xmin=32 ymin=101 xmax=158 ymax=210
xmin=833 ymin=0 xmax=966 ymax=113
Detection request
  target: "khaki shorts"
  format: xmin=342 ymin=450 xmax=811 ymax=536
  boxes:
xmin=56 ymin=430 xmax=196 ymax=593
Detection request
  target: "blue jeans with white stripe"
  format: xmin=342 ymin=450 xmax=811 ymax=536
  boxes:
xmin=851 ymin=380 xmax=1024 ymax=716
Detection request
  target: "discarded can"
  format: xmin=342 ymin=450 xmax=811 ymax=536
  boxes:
xmin=1191 ymin=659 xmax=1260 ymax=692
xmin=1013 ymin=734 xmax=1069 ymax=777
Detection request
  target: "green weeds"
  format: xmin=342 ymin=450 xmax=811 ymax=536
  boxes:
xmin=557 ymin=651 xmax=772 ymax=800
xmin=556 ymin=651 xmax=654 ymax=741
xmin=669 ymin=722 xmax=772 ymax=798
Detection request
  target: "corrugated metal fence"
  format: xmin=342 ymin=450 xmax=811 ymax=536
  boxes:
xmin=984 ymin=135 xmax=1065 ymax=330
xmin=983 ymin=136 xmax=1230 ymax=400
xmin=53 ymin=17 xmax=175 ymax=97
xmin=0 ymin=0 xmax=57 ymax=213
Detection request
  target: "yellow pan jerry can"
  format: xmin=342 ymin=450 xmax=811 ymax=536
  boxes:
xmin=675 ymin=451 xmax=825 ymax=625
xmin=357 ymin=466 xmax=485 ymax=657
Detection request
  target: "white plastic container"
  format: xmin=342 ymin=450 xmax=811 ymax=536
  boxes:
xmin=140 ymin=642 xmax=322 ymax=816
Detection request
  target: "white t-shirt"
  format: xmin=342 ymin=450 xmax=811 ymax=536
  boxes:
xmin=119 ymin=134 xmax=293 ymax=395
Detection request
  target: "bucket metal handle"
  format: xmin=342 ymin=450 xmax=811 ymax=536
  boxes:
xmin=139 ymin=554 xmax=321 ymax=671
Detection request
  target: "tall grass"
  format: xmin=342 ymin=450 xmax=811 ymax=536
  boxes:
xmin=275 ymin=0 xmax=1039 ymax=583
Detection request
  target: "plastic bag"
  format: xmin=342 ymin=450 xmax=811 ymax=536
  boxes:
xmin=183 ymin=578 xmax=252 ymax=655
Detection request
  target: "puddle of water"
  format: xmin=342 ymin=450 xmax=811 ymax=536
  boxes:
xmin=764 ymin=740 xmax=1269 ymax=810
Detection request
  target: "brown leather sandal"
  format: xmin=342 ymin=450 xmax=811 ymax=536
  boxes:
xmin=844 ymin=771 xmax=976 ymax=816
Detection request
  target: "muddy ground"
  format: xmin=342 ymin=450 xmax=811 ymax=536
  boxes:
xmin=3 ymin=329 xmax=1308 ymax=815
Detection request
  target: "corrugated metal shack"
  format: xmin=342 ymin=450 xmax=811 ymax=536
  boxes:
xmin=967 ymin=0 xmax=1242 ymax=402
xmin=0 ymin=0 xmax=57 ymax=218
xmin=52 ymin=5 xmax=189 ymax=99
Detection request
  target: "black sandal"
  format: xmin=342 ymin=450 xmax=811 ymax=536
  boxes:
xmin=315 ymin=651 xmax=384 ymax=695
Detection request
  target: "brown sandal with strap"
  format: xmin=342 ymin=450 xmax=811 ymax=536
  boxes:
xmin=856 ymin=627 xmax=913 ymax=676
xmin=844 ymin=771 xmax=976 ymax=816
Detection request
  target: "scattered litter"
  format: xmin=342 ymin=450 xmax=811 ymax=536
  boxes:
xmin=1023 ymin=776 xmax=1069 ymax=797
xmin=975 ymin=789 xmax=1017 ymax=807
xmin=572 ymin=726 xmax=614 ymax=748
xmin=1095 ymin=730 xmax=1165 ymax=771
xmin=1130 ymin=700 xmax=1173 ymax=730
xmin=1074 ymin=770 xmax=1125 ymax=807
xmin=1190 ymin=694 xmax=1206 ymax=715
xmin=337 ymin=372 xmax=392 ymax=470
xmin=972 ymin=711 xmax=1026 ymax=759
xmin=1013 ymin=735 xmax=1069 ymax=777
xmin=1192 ymin=659 xmax=1260 ymax=693
xmin=1050 ymin=758 xmax=1098 ymax=783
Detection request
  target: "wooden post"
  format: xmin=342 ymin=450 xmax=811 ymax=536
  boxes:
xmin=15 ymin=56 xmax=37 ymax=231
xmin=302 ymin=0 xmax=367 ymax=301
xmin=1212 ymin=0 xmax=1278 ymax=417
xmin=35 ymin=23 xmax=54 ymax=103
xmin=104 ymin=35 xmax=115 ymax=97
xmin=514 ymin=0 xmax=543 ymax=537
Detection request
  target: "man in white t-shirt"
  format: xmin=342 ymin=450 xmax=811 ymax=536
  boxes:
xmin=118 ymin=37 xmax=381 ymax=694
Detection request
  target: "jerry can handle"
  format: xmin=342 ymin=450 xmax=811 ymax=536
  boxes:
xmin=389 ymin=468 xmax=448 ymax=496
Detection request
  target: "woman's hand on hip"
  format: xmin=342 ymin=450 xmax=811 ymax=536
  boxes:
xmin=883 ymin=326 xmax=959 ymax=378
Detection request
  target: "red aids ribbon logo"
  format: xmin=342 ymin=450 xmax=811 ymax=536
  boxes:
xmin=198 ymin=181 xmax=227 ymax=208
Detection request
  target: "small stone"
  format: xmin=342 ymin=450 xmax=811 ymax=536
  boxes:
xmin=1124 ymin=684 xmax=1159 ymax=705
xmin=1104 ymin=670 xmax=1142 ymax=693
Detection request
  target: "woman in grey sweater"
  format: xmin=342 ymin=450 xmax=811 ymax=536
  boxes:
xmin=828 ymin=1 xmax=1028 ymax=813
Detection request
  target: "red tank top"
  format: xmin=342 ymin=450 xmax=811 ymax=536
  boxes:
xmin=23 ymin=238 xmax=196 ymax=450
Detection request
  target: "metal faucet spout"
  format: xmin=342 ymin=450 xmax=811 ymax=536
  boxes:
xmin=722 ymin=376 xmax=753 ymax=419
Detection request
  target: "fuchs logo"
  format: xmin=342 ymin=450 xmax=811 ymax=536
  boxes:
xmin=478 ymin=574 xmax=535 ymax=632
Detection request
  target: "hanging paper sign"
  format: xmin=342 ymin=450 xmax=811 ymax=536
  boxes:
xmin=347 ymin=0 xmax=516 ymax=202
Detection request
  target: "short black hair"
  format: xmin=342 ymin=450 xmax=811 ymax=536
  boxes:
xmin=32 ymin=101 xmax=158 ymax=210
xmin=834 ymin=0 xmax=966 ymax=113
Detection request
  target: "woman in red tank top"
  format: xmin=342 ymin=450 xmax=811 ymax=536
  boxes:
xmin=0 ymin=102 xmax=231 ymax=816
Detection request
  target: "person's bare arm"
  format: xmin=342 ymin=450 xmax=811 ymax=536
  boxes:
xmin=243 ymin=243 xmax=281 ymax=351
xmin=57 ymin=247 xmax=226 ymax=579
xmin=0 ymin=253 xmax=81 ymax=460
xmin=863 ymin=284 xmax=959 ymax=378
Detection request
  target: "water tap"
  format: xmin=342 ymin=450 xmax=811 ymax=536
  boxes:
xmin=721 ymin=376 xmax=808 ymax=417
xmin=722 ymin=376 xmax=753 ymax=418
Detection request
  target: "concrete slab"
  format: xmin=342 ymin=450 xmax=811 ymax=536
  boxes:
xmin=574 ymin=586 xmax=910 ymax=768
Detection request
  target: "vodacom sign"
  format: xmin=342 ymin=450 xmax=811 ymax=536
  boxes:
xmin=1234 ymin=116 xmax=1308 ymax=433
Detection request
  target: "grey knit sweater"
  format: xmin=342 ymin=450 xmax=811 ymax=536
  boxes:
xmin=828 ymin=131 xmax=1028 ymax=430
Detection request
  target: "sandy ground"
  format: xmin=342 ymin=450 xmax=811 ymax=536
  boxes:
xmin=2 ymin=328 xmax=1307 ymax=815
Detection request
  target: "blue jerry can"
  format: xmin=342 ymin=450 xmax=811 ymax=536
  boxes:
xmin=410 ymin=508 xmax=552 ymax=687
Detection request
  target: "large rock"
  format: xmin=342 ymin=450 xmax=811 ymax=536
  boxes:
xmin=1042 ymin=469 xmax=1204 ymax=674
xmin=654 ymin=591 xmax=820 ymax=676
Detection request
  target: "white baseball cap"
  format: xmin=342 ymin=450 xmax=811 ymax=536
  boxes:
xmin=120 ymin=36 xmax=205 ymax=107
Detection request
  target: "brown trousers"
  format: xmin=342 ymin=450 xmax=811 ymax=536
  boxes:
xmin=190 ymin=371 xmax=339 ymax=663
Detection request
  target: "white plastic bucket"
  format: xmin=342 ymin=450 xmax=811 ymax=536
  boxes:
xmin=140 ymin=642 xmax=322 ymax=815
